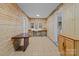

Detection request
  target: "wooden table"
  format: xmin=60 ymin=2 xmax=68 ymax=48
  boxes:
xmin=11 ymin=33 xmax=29 ymax=52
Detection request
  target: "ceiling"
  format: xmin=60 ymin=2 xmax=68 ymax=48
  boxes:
xmin=17 ymin=3 xmax=59 ymax=18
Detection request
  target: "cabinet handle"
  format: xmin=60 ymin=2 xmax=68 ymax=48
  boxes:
xmin=63 ymin=43 xmax=65 ymax=49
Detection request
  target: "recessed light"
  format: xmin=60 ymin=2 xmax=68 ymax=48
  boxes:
xmin=36 ymin=14 xmax=40 ymax=17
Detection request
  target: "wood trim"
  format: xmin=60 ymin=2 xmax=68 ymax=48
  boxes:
xmin=47 ymin=36 xmax=57 ymax=46
xmin=28 ymin=16 xmax=48 ymax=19
xmin=59 ymin=34 xmax=76 ymax=41
xmin=16 ymin=4 xmax=30 ymax=19
xmin=0 ymin=4 xmax=29 ymax=21
xmin=74 ymin=40 xmax=75 ymax=56
xmin=29 ymin=18 xmax=47 ymax=22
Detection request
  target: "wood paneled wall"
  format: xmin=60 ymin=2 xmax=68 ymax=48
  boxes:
xmin=0 ymin=4 xmax=29 ymax=55
xmin=29 ymin=18 xmax=47 ymax=29
xmin=47 ymin=4 xmax=75 ymax=42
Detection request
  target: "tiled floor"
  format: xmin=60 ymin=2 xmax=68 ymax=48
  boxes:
xmin=10 ymin=37 xmax=60 ymax=56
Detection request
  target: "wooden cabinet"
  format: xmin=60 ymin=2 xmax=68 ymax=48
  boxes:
xmin=58 ymin=35 xmax=79 ymax=56
xmin=58 ymin=4 xmax=79 ymax=56
xmin=58 ymin=35 xmax=65 ymax=55
xmin=28 ymin=29 xmax=47 ymax=37
xmin=65 ymin=37 xmax=75 ymax=56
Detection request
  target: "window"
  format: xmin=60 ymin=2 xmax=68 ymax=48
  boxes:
xmin=30 ymin=23 xmax=34 ymax=28
xmin=39 ymin=23 xmax=42 ymax=29
xmin=35 ymin=24 xmax=38 ymax=29
xmin=57 ymin=16 xmax=62 ymax=33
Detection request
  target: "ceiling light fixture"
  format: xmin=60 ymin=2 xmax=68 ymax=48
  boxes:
xmin=36 ymin=14 xmax=40 ymax=17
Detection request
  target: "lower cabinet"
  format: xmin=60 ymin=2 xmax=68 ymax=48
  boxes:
xmin=58 ymin=35 xmax=79 ymax=56
xmin=28 ymin=30 xmax=47 ymax=37
xmin=58 ymin=35 xmax=65 ymax=55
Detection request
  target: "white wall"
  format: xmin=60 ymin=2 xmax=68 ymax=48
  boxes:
xmin=47 ymin=5 xmax=63 ymax=46
xmin=47 ymin=3 xmax=78 ymax=45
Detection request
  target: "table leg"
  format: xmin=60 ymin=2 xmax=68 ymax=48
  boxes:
xmin=23 ymin=38 xmax=29 ymax=51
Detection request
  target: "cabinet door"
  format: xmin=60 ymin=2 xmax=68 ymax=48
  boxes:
xmin=75 ymin=41 xmax=79 ymax=56
xmin=58 ymin=35 xmax=65 ymax=55
xmin=65 ymin=37 xmax=75 ymax=56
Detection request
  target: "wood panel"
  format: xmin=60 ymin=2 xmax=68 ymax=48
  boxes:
xmin=75 ymin=41 xmax=79 ymax=56
xmin=58 ymin=35 xmax=75 ymax=56
xmin=62 ymin=4 xmax=74 ymax=36
xmin=58 ymin=35 xmax=65 ymax=55
xmin=74 ymin=4 xmax=79 ymax=36
xmin=65 ymin=37 xmax=75 ymax=56
xmin=0 ymin=3 xmax=29 ymax=55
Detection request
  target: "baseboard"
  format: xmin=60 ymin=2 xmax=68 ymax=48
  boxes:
xmin=47 ymin=36 xmax=58 ymax=47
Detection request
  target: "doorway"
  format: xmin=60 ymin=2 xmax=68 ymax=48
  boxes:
xmin=53 ymin=12 xmax=63 ymax=46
